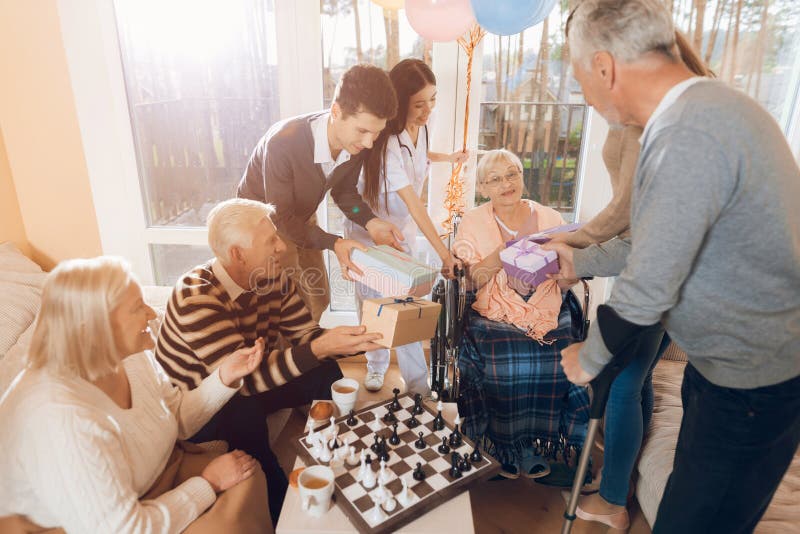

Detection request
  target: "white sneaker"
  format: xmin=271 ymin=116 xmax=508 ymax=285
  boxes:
xmin=364 ymin=372 xmax=385 ymax=392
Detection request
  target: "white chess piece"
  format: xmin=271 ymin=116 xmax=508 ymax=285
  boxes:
xmin=318 ymin=442 xmax=332 ymax=463
xmin=366 ymin=494 xmax=388 ymax=525
xmin=454 ymin=414 xmax=461 ymax=427
xmin=436 ymin=400 xmax=444 ymax=413
xmin=382 ymin=492 xmax=397 ymax=512
xmin=378 ymin=459 xmax=391 ymax=485
xmin=361 ymin=460 xmax=376 ymax=489
xmin=328 ymin=421 xmax=340 ymax=449
xmin=346 ymin=445 xmax=359 ymax=467
xmin=306 ymin=420 xmax=315 ymax=445
xmin=397 ymin=477 xmax=419 ymax=507
xmin=374 ymin=478 xmax=390 ymax=503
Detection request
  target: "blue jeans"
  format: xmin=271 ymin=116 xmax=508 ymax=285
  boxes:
xmin=654 ymin=363 xmax=800 ymax=533
xmin=599 ymin=332 xmax=670 ymax=505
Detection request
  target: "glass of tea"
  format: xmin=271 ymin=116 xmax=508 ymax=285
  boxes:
xmin=298 ymin=465 xmax=335 ymax=517
xmin=331 ymin=377 xmax=359 ymax=416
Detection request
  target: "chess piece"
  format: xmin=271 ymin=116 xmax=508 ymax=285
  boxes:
xmin=382 ymin=493 xmax=397 ymax=512
xmin=389 ymin=422 xmax=400 ymax=446
xmin=346 ymin=445 xmax=359 ymax=466
xmin=448 ymin=416 xmax=463 ymax=448
xmin=390 ymin=387 xmax=402 ymax=411
xmin=318 ymin=442 xmax=332 ymax=463
xmin=362 ymin=454 xmax=376 ymax=488
xmin=382 ymin=407 xmax=396 ymax=424
xmin=412 ymin=462 xmax=426 ymax=481
xmin=407 ymin=412 xmax=420 ymax=428
xmin=459 ymin=453 xmax=472 ymax=472
xmin=397 ymin=477 xmax=419 ymax=507
xmin=305 ymin=420 xmax=316 ymax=446
xmin=379 ymin=459 xmax=392 ymax=485
xmin=346 ymin=409 xmax=358 ymax=426
xmin=377 ymin=437 xmax=390 ymax=463
xmin=437 ymin=436 xmax=450 ymax=454
xmin=470 ymin=445 xmax=483 ymax=463
xmin=414 ymin=431 xmax=426 ymax=449
xmin=329 ymin=422 xmax=340 ymax=449
xmin=412 ymin=392 xmax=424 ymax=415
xmin=374 ymin=477 xmax=391 ymax=503
xmin=371 ymin=434 xmax=380 ymax=453
xmin=432 ymin=406 xmax=445 ymax=431
xmin=366 ymin=494 xmax=388 ymax=524
xmin=325 ymin=416 xmax=337 ymax=441
xmin=449 ymin=452 xmax=463 ymax=478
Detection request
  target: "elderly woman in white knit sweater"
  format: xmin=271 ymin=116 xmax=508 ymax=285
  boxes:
xmin=0 ymin=257 xmax=271 ymax=533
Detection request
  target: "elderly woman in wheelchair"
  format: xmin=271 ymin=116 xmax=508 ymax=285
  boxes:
xmin=452 ymin=149 xmax=590 ymax=481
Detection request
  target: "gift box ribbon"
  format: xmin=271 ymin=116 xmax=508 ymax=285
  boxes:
xmin=377 ymin=297 xmax=423 ymax=319
xmin=511 ymin=238 xmax=554 ymax=268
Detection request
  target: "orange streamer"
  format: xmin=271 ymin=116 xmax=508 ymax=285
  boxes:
xmin=442 ymin=24 xmax=486 ymax=233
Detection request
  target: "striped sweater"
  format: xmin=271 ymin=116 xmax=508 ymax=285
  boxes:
xmin=155 ymin=262 xmax=326 ymax=396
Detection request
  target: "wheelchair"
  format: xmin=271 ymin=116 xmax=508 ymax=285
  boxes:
xmin=428 ymin=214 xmax=592 ymax=402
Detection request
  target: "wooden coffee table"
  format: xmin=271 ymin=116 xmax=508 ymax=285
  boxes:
xmin=275 ymin=400 xmax=475 ymax=534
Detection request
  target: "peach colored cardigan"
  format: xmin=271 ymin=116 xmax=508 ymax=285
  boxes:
xmin=453 ymin=199 xmax=566 ymax=342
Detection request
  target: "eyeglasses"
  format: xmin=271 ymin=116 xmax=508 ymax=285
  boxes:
xmin=481 ymin=170 xmax=522 ymax=187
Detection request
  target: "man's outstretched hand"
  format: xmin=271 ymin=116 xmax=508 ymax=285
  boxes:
xmin=311 ymin=325 xmax=383 ymax=358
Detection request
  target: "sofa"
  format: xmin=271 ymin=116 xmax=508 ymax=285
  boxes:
xmin=635 ymin=344 xmax=800 ymax=533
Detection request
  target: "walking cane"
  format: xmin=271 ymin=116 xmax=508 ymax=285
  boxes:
xmin=561 ymin=305 xmax=664 ymax=534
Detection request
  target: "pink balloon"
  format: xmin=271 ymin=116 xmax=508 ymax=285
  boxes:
xmin=406 ymin=0 xmax=475 ymax=42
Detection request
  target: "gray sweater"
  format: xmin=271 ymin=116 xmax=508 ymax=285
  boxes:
xmin=580 ymin=80 xmax=800 ymax=389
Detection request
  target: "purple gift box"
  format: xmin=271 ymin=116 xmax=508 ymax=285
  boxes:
xmin=505 ymin=222 xmax=584 ymax=247
xmin=499 ymin=237 xmax=560 ymax=288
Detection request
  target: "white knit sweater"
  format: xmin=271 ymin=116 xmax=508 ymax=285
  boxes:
xmin=0 ymin=351 xmax=239 ymax=533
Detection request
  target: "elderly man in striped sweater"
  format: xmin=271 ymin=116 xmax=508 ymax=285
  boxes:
xmin=155 ymin=198 xmax=383 ymax=525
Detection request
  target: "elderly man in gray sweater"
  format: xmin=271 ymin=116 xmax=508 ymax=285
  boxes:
xmin=551 ymin=1 xmax=800 ymax=533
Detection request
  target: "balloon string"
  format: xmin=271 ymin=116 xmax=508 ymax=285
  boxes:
xmin=443 ymin=25 xmax=486 ymax=233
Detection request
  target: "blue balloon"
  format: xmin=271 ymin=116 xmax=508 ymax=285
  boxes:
xmin=471 ymin=0 xmax=559 ymax=36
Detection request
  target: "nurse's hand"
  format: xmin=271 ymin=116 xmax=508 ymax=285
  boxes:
xmin=449 ymin=149 xmax=469 ymax=165
xmin=334 ymin=238 xmax=368 ymax=281
xmin=441 ymin=253 xmax=463 ymax=280
xmin=365 ymin=218 xmax=404 ymax=251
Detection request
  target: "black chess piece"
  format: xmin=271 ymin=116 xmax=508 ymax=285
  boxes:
xmin=389 ymin=422 xmax=400 ymax=446
xmin=459 ymin=453 xmax=472 ymax=472
xmin=449 ymin=452 xmax=462 ymax=478
xmin=378 ymin=437 xmax=390 ymax=463
xmin=469 ymin=445 xmax=483 ymax=463
xmin=331 ymin=436 xmax=340 ymax=449
xmin=407 ymin=412 xmax=420 ymax=428
xmin=437 ymin=436 xmax=450 ymax=454
xmin=448 ymin=425 xmax=462 ymax=448
xmin=346 ymin=410 xmax=358 ymax=426
xmin=370 ymin=434 xmax=380 ymax=453
xmin=414 ymin=431 xmax=426 ymax=449
xmin=412 ymin=393 xmax=424 ymax=415
xmin=412 ymin=462 xmax=426 ymax=481
xmin=382 ymin=408 xmax=396 ymax=424
xmin=365 ymin=453 xmax=372 ymax=468
xmin=432 ymin=410 xmax=445 ymax=431
xmin=389 ymin=387 xmax=402 ymax=412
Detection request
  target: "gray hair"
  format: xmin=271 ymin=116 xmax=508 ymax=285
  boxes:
xmin=476 ymin=149 xmax=523 ymax=183
xmin=207 ymin=198 xmax=276 ymax=264
xmin=567 ymin=0 xmax=676 ymax=69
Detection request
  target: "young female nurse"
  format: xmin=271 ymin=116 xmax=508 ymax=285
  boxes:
xmin=344 ymin=58 xmax=467 ymax=393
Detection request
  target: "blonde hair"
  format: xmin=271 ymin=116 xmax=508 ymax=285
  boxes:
xmin=476 ymin=149 xmax=524 ymax=184
xmin=28 ymin=256 xmax=136 ymax=381
xmin=207 ymin=199 xmax=276 ymax=264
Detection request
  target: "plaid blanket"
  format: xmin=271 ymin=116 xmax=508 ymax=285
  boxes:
xmin=457 ymin=289 xmax=590 ymax=466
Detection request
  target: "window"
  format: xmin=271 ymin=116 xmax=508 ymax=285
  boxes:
xmin=477 ymin=3 xmax=588 ymax=221
xmin=670 ymin=0 xmax=800 ymax=131
xmin=113 ymin=0 xmax=280 ymax=283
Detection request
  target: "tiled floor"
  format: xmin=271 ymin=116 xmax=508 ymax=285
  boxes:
xmin=272 ymin=359 xmax=652 ymax=533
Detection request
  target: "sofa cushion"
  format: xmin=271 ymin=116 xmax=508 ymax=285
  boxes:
xmin=636 ymin=359 xmax=800 ymax=533
xmin=0 ymin=243 xmax=46 ymax=358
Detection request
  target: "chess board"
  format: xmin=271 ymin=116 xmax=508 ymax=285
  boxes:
xmin=293 ymin=393 xmax=501 ymax=534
